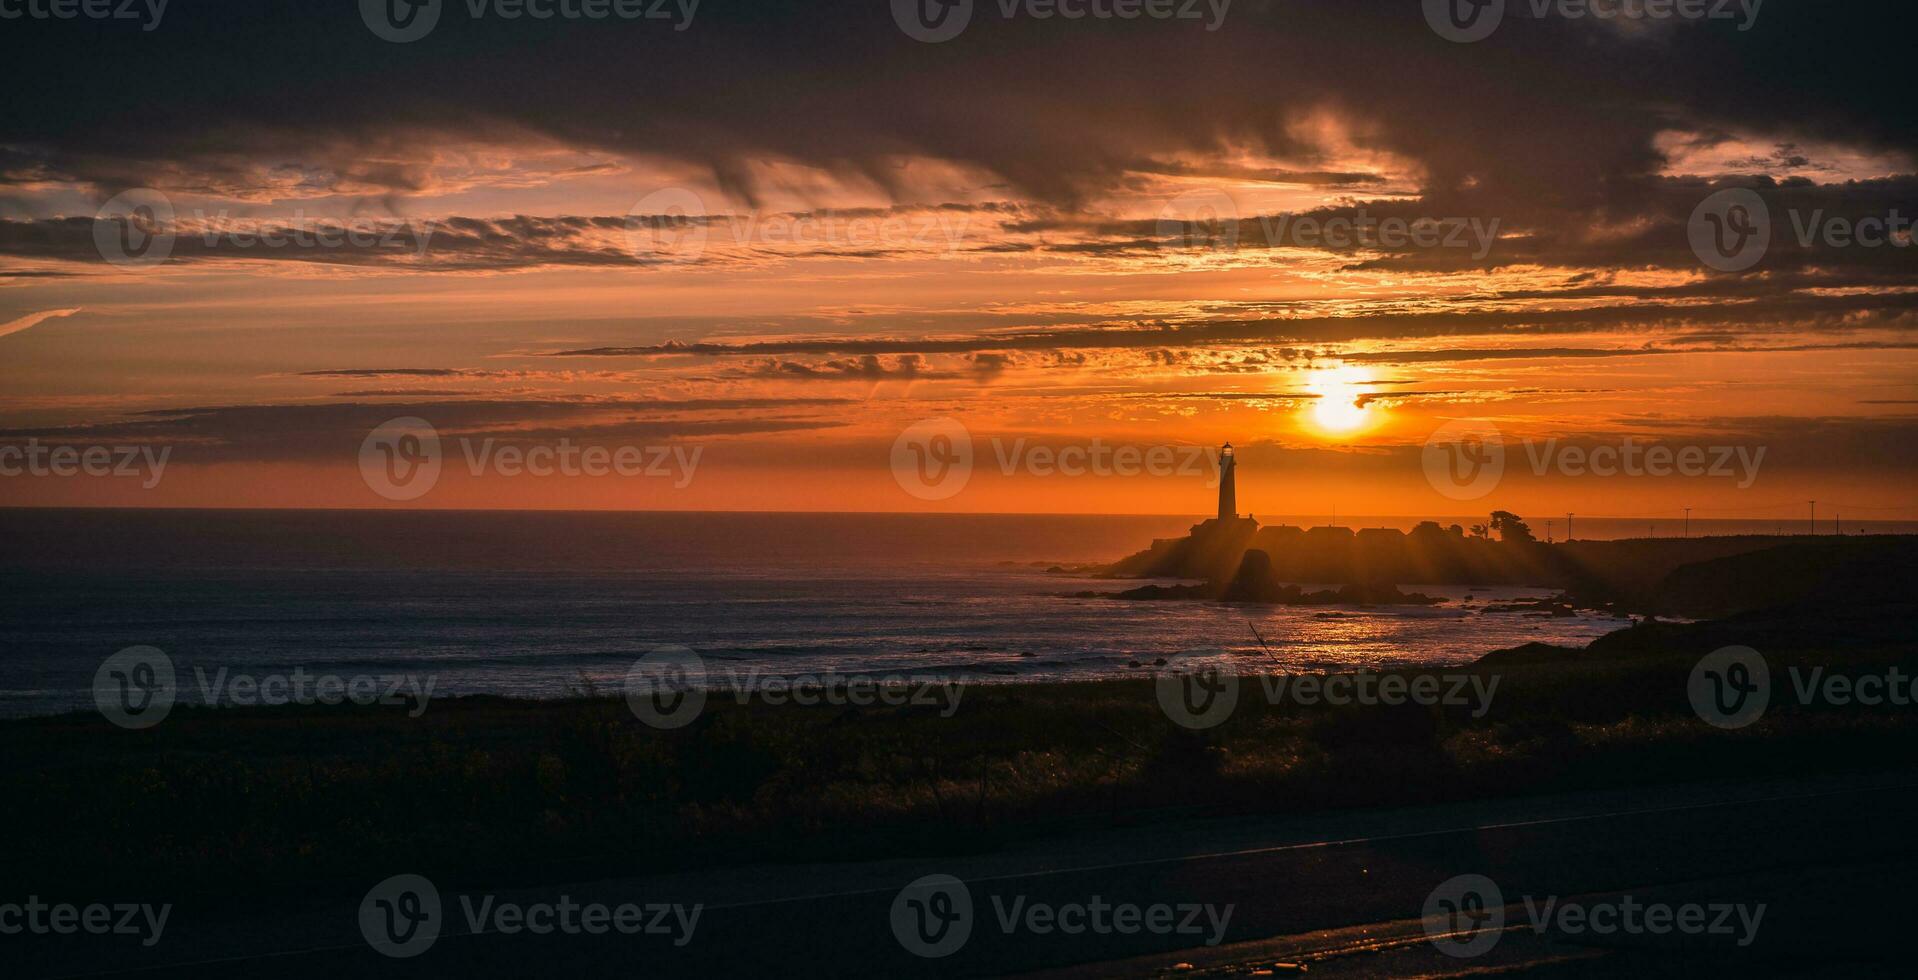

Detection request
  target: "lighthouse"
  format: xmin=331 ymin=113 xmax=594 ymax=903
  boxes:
xmin=1217 ymin=443 xmax=1236 ymax=520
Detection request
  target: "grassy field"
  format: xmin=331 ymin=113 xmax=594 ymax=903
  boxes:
xmin=6 ymin=613 xmax=1916 ymax=918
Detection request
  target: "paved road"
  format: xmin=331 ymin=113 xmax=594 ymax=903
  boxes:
xmin=25 ymin=768 xmax=1918 ymax=978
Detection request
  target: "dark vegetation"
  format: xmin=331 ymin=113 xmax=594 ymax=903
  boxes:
xmin=6 ymin=595 xmax=1914 ymax=919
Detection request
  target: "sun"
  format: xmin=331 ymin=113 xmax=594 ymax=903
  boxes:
xmin=1305 ymin=364 xmax=1381 ymax=436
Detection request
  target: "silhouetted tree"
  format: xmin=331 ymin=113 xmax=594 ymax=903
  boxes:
xmin=1489 ymin=511 xmax=1537 ymax=544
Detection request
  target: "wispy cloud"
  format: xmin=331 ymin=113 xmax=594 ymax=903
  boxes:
xmin=0 ymin=307 xmax=80 ymax=340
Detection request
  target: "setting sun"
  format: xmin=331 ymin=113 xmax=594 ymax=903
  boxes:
xmin=1306 ymin=364 xmax=1380 ymax=436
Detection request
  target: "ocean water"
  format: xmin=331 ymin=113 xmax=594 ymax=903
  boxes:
xmin=0 ymin=509 xmax=1642 ymax=717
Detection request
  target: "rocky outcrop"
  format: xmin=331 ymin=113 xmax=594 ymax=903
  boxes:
xmin=1106 ymin=549 xmax=1444 ymax=606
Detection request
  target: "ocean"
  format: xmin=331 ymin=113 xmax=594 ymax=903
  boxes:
xmin=0 ymin=508 xmax=1665 ymax=718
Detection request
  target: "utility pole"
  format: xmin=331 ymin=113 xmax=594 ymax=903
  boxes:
xmin=1545 ymin=519 xmax=1554 ymax=543
xmin=1683 ymin=507 xmax=1691 ymax=538
xmin=1565 ymin=513 xmax=1574 ymax=541
xmin=1809 ymin=500 xmax=1816 ymax=535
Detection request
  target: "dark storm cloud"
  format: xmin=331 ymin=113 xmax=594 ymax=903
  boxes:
xmin=0 ymin=214 xmax=649 ymax=272
xmin=738 ymin=354 xmax=960 ymax=381
xmin=5 ymin=1 xmax=1913 ymax=209
xmin=0 ymin=398 xmax=853 ymax=464
xmin=542 ymin=289 xmax=1918 ymax=360
xmin=0 ymin=203 xmax=1021 ymax=271
xmin=4 ymin=1 xmax=1916 ymax=367
xmin=298 ymin=368 xmax=472 ymax=378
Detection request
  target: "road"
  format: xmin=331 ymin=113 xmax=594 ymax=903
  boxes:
xmin=26 ymin=768 xmax=1918 ymax=978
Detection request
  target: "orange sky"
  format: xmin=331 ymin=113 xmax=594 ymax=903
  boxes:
xmin=3 ymin=8 xmax=1915 ymax=520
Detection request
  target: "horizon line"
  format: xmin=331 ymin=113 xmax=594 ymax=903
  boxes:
xmin=1 ymin=504 xmax=1913 ymax=524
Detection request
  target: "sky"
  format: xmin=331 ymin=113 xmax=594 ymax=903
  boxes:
xmin=1 ymin=0 xmax=1914 ymax=520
